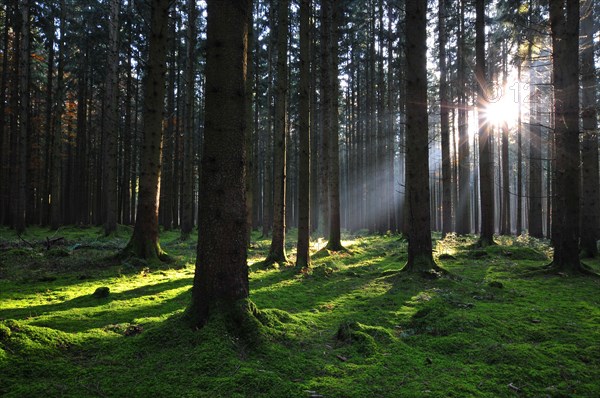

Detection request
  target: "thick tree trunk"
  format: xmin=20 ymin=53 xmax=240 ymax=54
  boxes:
xmin=579 ymin=3 xmax=598 ymax=258
xmin=402 ymin=0 xmax=442 ymax=273
xmin=122 ymin=0 xmax=170 ymax=262
xmin=549 ymin=0 xmax=585 ymax=272
xmin=296 ymin=0 xmax=311 ymax=269
xmin=188 ymin=0 xmax=251 ymax=329
xmin=245 ymin=8 xmax=255 ymax=242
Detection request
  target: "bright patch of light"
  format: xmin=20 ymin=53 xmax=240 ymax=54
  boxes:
xmin=483 ymin=90 xmax=520 ymax=129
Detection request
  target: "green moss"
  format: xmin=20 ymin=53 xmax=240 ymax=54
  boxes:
xmin=1 ymin=228 xmax=599 ymax=397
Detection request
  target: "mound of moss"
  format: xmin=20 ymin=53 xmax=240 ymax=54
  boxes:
xmin=0 ymin=320 xmax=78 ymax=357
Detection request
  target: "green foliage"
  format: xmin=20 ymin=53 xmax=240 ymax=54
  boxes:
xmin=0 ymin=226 xmax=599 ymax=397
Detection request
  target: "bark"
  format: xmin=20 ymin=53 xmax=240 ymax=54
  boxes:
xmin=122 ymin=0 xmax=171 ymax=262
xmin=159 ymin=10 xmax=176 ymax=231
xmin=579 ymin=3 xmax=598 ymax=258
xmin=439 ymin=0 xmax=452 ymax=236
xmin=296 ymin=0 xmax=311 ymax=269
xmin=516 ymin=61 xmax=523 ymax=235
xmin=188 ymin=0 xmax=251 ymax=329
xmin=402 ymin=0 xmax=442 ymax=273
xmin=528 ymin=61 xmax=543 ymax=238
xmin=265 ymin=0 xmax=289 ymax=265
xmin=180 ymin=0 xmax=197 ymax=236
xmin=245 ymin=8 xmax=255 ymax=242
xmin=476 ymin=0 xmax=494 ymax=247
xmin=12 ymin=0 xmax=29 ymax=233
xmin=326 ymin=0 xmax=343 ymax=251
xmin=549 ymin=0 xmax=585 ymax=272
xmin=456 ymin=0 xmax=470 ymax=235
xmin=103 ymin=0 xmax=120 ymax=235
xmin=319 ymin=0 xmax=331 ymax=235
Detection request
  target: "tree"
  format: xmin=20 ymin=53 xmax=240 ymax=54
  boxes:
xmin=325 ymin=0 xmax=343 ymax=251
xmin=122 ymin=0 xmax=170 ymax=262
xmin=548 ymin=0 xmax=585 ymax=272
xmin=402 ymin=0 xmax=443 ymax=273
xmin=456 ymin=0 xmax=470 ymax=235
xmin=439 ymin=0 xmax=452 ymax=236
xmin=188 ymin=0 xmax=252 ymax=329
xmin=265 ymin=0 xmax=290 ymax=266
xmin=296 ymin=0 xmax=311 ymax=269
xmin=475 ymin=0 xmax=494 ymax=247
xmin=103 ymin=0 xmax=120 ymax=235
xmin=180 ymin=0 xmax=198 ymax=237
xmin=579 ymin=2 xmax=598 ymax=258
xmin=528 ymin=45 xmax=543 ymax=238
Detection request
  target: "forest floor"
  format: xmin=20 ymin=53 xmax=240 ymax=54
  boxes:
xmin=1 ymin=226 xmax=599 ymax=397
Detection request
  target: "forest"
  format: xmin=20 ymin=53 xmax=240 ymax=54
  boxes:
xmin=1 ymin=0 xmax=599 ymax=396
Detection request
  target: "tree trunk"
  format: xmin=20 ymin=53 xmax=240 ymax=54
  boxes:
xmin=439 ymin=0 xmax=452 ymax=236
xmin=103 ymin=0 xmax=120 ymax=235
xmin=516 ymin=61 xmax=523 ymax=235
xmin=245 ymin=7 xmax=255 ymax=242
xmin=296 ymin=0 xmax=311 ymax=269
xmin=579 ymin=3 xmax=598 ymax=258
xmin=188 ymin=0 xmax=251 ymax=329
xmin=456 ymin=0 xmax=470 ymax=235
xmin=528 ymin=58 xmax=543 ymax=238
xmin=180 ymin=0 xmax=197 ymax=237
xmin=402 ymin=0 xmax=442 ymax=273
xmin=476 ymin=0 xmax=494 ymax=246
xmin=122 ymin=0 xmax=171 ymax=262
xmin=265 ymin=0 xmax=289 ymax=265
xmin=326 ymin=0 xmax=343 ymax=251
xmin=549 ymin=0 xmax=584 ymax=272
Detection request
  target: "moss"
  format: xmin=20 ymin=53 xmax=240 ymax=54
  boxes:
xmin=336 ymin=320 xmax=394 ymax=356
xmin=46 ymin=248 xmax=70 ymax=257
xmin=0 ymin=323 xmax=11 ymax=341
xmin=1 ymin=229 xmax=600 ymax=397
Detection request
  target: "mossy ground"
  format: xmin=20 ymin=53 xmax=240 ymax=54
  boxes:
xmin=1 ymin=227 xmax=599 ymax=397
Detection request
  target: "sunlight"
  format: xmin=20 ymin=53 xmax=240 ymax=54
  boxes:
xmin=483 ymin=90 xmax=520 ymax=129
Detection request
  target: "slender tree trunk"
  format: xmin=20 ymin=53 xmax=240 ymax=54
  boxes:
xmin=439 ymin=0 xmax=452 ymax=236
xmin=319 ymin=0 xmax=331 ymax=235
xmin=579 ymin=3 xmax=598 ymax=258
xmin=516 ymin=61 xmax=523 ymax=235
xmin=188 ymin=0 xmax=251 ymax=329
xmin=456 ymin=0 xmax=470 ymax=235
xmin=12 ymin=0 xmax=29 ymax=233
xmin=476 ymin=0 xmax=494 ymax=246
xmin=103 ymin=0 xmax=120 ymax=235
xmin=528 ymin=59 xmax=543 ymax=238
xmin=296 ymin=0 xmax=311 ymax=269
xmin=122 ymin=0 xmax=171 ymax=262
xmin=326 ymin=0 xmax=343 ymax=251
xmin=159 ymin=10 xmax=176 ymax=231
xmin=180 ymin=0 xmax=197 ymax=237
xmin=265 ymin=0 xmax=289 ymax=265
